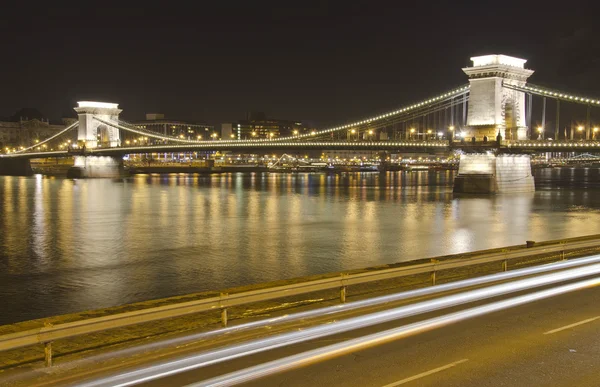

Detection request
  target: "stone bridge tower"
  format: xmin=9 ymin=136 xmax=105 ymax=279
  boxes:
xmin=74 ymin=101 xmax=122 ymax=148
xmin=463 ymin=55 xmax=534 ymax=141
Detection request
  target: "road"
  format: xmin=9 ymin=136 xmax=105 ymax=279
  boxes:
xmin=142 ymin=278 xmax=600 ymax=387
xmin=6 ymin=260 xmax=600 ymax=387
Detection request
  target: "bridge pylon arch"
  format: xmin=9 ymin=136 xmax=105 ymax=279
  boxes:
xmin=462 ymin=55 xmax=533 ymax=141
xmin=74 ymin=101 xmax=122 ymax=149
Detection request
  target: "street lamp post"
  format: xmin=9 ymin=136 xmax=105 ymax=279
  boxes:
xmin=593 ymin=127 xmax=599 ymax=140
xmin=448 ymin=126 xmax=455 ymax=141
xmin=577 ymin=126 xmax=584 ymax=140
xmin=409 ymin=128 xmax=415 ymax=140
xmin=537 ymin=126 xmax=544 ymax=140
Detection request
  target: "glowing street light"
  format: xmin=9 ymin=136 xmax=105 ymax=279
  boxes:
xmin=230 ymin=133 xmax=236 ymax=139
xmin=409 ymin=128 xmax=416 ymax=140
xmin=537 ymin=126 xmax=544 ymax=140
xmin=577 ymin=125 xmax=585 ymax=140
xmin=293 ymin=130 xmax=299 ymax=136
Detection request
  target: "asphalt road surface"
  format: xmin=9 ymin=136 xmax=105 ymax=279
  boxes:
xmin=143 ymin=281 xmax=600 ymax=387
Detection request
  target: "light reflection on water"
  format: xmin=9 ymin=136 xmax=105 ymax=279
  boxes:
xmin=1 ymin=169 xmax=600 ymax=324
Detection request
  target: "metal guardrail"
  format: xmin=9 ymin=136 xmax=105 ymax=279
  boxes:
xmin=1 ymin=236 xmax=599 ymax=366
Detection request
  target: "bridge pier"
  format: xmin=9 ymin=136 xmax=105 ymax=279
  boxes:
xmin=453 ymin=154 xmax=534 ymax=194
xmin=67 ymin=156 xmax=127 ymax=178
xmin=377 ymin=151 xmax=389 ymax=172
xmin=0 ymin=158 xmax=33 ymax=176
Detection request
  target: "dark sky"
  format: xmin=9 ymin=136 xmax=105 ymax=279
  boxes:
xmin=1 ymin=1 xmax=597 ymax=128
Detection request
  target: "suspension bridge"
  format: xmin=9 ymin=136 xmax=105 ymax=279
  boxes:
xmin=1 ymin=54 xmax=599 ymax=193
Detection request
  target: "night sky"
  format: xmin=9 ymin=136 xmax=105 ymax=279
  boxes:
xmin=1 ymin=1 xmax=597 ymax=128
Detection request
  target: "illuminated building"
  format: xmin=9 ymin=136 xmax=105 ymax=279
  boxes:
xmin=223 ymin=112 xmax=310 ymax=140
xmin=132 ymin=114 xmax=213 ymax=141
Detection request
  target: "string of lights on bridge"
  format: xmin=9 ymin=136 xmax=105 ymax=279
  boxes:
xmin=98 ymin=85 xmax=472 ymax=146
xmin=4 ymin=80 xmax=600 ymax=158
xmin=511 ymin=84 xmax=600 ymax=105
xmin=7 ymin=122 xmax=79 ymax=154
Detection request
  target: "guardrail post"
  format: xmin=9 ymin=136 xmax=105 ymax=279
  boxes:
xmin=340 ymin=274 xmax=347 ymax=303
xmin=44 ymin=342 xmax=52 ymax=367
xmin=502 ymin=260 xmax=508 ymax=272
xmin=221 ymin=308 xmax=228 ymax=327
xmin=220 ymin=292 xmax=228 ymax=327
xmin=431 ymin=259 xmax=437 ymax=285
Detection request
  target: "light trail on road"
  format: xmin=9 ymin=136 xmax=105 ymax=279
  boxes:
xmin=72 ymin=254 xmax=600 ymax=366
xmin=191 ymin=276 xmax=600 ymax=387
xmin=78 ymin=260 xmax=600 ymax=387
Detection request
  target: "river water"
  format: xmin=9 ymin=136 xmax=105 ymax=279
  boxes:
xmin=2 ymin=168 xmax=600 ymax=325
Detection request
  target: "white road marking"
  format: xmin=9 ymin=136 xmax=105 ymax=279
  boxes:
xmin=381 ymin=359 xmax=469 ymax=387
xmin=544 ymin=316 xmax=600 ymax=335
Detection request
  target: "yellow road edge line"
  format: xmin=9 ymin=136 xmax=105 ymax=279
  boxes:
xmin=381 ymin=358 xmax=469 ymax=387
xmin=544 ymin=316 xmax=600 ymax=335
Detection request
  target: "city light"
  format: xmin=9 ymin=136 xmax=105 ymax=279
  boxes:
xmin=537 ymin=127 xmax=544 ymax=133
xmin=578 ymin=126 xmax=584 ymax=132
xmin=449 ymin=126 xmax=455 ymax=131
